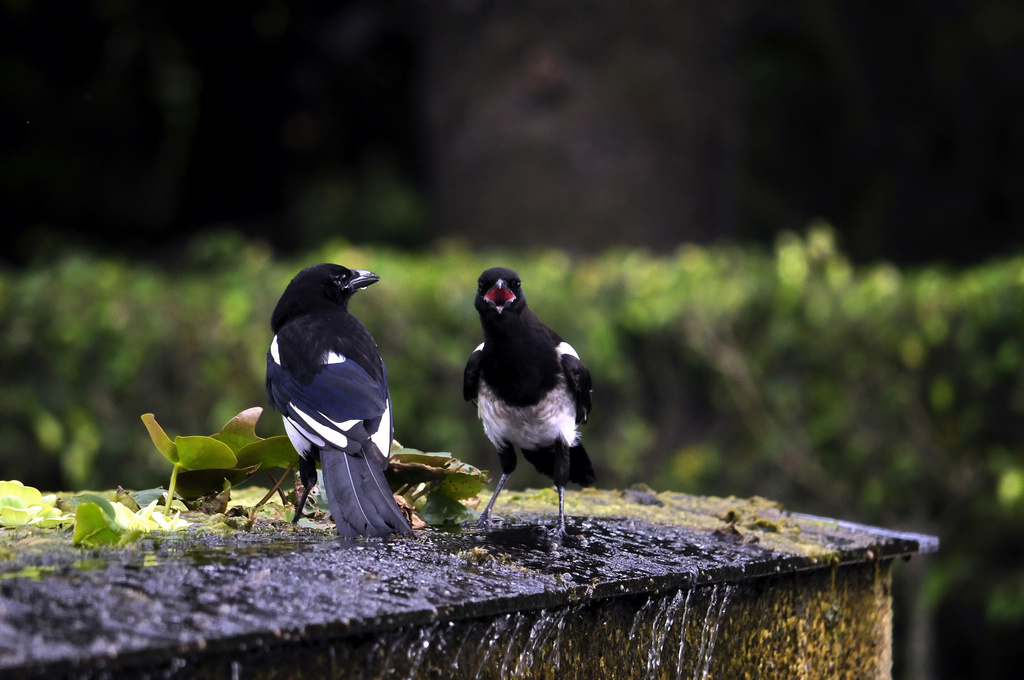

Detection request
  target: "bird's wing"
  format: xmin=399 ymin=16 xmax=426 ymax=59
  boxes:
xmin=557 ymin=342 xmax=592 ymax=425
xmin=267 ymin=346 xmax=388 ymax=455
xmin=463 ymin=342 xmax=484 ymax=402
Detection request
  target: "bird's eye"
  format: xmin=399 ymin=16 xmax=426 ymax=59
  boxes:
xmin=512 ymin=279 xmax=521 ymax=289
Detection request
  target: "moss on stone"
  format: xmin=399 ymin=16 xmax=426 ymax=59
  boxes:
xmin=491 ymin=486 xmax=846 ymax=561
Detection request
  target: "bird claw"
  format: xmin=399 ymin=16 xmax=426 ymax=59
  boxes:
xmin=475 ymin=512 xmax=503 ymax=531
xmin=549 ymin=522 xmax=586 ymax=546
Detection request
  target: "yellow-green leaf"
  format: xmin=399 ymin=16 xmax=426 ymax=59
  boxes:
xmin=235 ymin=436 xmax=300 ymax=470
xmin=73 ymin=502 xmax=122 ymax=546
xmin=141 ymin=413 xmax=179 ymax=464
xmin=175 ymin=464 xmax=260 ymax=499
xmin=175 ymin=435 xmax=237 ymax=470
xmin=212 ymin=407 xmax=265 ymax=453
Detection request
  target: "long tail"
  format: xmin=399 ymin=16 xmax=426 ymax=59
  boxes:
xmin=522 ymin=442 xmax=596 ymax=487
xmin=569 ymin=443 xmax=596 ymax=486
xmin=320 ymin=447 xmax=411 ymax=538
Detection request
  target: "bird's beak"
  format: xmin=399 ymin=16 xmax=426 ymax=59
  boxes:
xmin=484 ymin=279 xmax=516 ymax=314
xmin=351 ymin=269 xmax=380 ymax=290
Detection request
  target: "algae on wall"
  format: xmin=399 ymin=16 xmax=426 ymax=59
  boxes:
xmin=137 ymin=562 xmax=892 ymax=680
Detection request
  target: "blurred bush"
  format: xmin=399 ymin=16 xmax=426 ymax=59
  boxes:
xmin=1 ymin=227 xmax=1022 ymax=676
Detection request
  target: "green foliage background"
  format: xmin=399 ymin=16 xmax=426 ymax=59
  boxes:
xmin=1 ymin=227 xmax=1023 ymax=673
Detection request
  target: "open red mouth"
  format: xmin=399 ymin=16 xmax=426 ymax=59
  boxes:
xmin=484 ymin=284 xmax=516 ymax=311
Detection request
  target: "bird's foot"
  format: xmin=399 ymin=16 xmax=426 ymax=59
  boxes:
xmin=475 ymin=511 xmax=505 ymax=531
xmin=549 ymin=521 xmax=587 ymax=547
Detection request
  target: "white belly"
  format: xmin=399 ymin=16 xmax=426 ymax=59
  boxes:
xmin=477 ymin=378 xmax=579 ymax=451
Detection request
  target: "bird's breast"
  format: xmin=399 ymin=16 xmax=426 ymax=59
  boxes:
xmin=476 ymin=377 xmax=579 ymax=451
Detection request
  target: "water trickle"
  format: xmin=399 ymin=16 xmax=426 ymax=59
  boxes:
xmin=497 ymin=611 xmax=532 ymax=677
xmin=674 ymin=588 xmax=695 ymax=678
xmin=512 ymin=606 xmax=567 ymax=677
xmin=404 ymin=623 xmax=435 ymax=671
xmin=692 ymin=584 xmax=734 ymax=680
xmin=647 ymin=588 xmax=689 ymax=679
xmin=472 ymin=612 xmax=513 ymax=678
xmin=623 ymin=584 xmax=737 ymax=680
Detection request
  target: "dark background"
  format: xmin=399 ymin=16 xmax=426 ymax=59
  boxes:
xmin=3 ymin=0 xmax=1022 ymax=267
xmin=3 ymin=3 xmax=1024 ymax=680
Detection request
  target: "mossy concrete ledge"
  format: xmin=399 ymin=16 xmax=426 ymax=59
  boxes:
xmin=0 ymin=488 xmax=937 ymax=679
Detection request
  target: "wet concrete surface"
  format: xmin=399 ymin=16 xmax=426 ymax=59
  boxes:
xmin=0 ymin=491 xmax=937 ymax=678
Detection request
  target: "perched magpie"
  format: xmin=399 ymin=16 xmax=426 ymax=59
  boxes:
xmin=266 ymin=263 xmax=411 ymax=538
xmin=464 ymin=267 xmax=596 ymax=536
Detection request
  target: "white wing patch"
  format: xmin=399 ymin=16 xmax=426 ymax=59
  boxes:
xmin=283 ymin=418 xmax=318 ymax=456
xmin=473 ymin=342 xmax=485 ymax=353
xmin=291 ymin=406 xmax=350 ymax=449
xmin=270 ymin=335 xmax=282 ymax=365
xmin=556 ymin=341 xmax=580 ymax=360
xmin=271 ymin=336 xmax=347 ymax=367
xmin=371 ymin=397 xmax=392 ymax=458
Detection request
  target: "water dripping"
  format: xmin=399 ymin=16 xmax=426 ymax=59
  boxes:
xmin=628 ymin=595 xmax=658 ymax=643
xmin=674 ymin=589 xmax=694 ymax=678
xmin=404 ymin=622 xmax=438 ymax=673
xmin=512 ymin=605 xmax=576 ymax=677
xmin=645 ymin=594 xmax=673 ymax=678
xmin=472 ymin=612 xmax=514 ymax=678
xmin=497 ymin=611 xmax=532 ymax=677
xmin=631 ymin=588 xmax=692 ymax=680
xmin=692 ymin=584 xmax=734 ymax=680
xmin=450 ymin=618 xmax=487 ymax=672
xmin=512 ymin=609 xmax=555 ymax=676
xmin=548 ymin=602 xmax=571 ymax=670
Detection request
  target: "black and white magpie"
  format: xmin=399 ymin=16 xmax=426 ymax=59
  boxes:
xmin=464 ymin=266 xmax=596 ymax=536
xmin=265 ymin=263 xmax=411 ymax=538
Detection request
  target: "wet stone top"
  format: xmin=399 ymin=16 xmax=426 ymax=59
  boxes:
xmin=0 ymin=488 xmax=937 ymax=676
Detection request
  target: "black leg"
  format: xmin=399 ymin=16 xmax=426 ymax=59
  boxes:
xmin=292 ymin=455 xmax=318 ymax=523
xmin=477 ymin=472 xmax=509 ymax=527
xmin=478 ymin=443 xmax=516 ymax=527
xmin=552 ymin=440 xmax=572 ymax=538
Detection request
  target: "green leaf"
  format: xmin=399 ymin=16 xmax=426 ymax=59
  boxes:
xmin=390 ymin=450 xmax=459 ymax=466
xmin=386 ymin=450 xmax=488 ymax=498
xmin=72 ymin=502 xmax=122 ymax=546
xmin=77 ymin=493 xmax=117 ymax=520
xmin=235 ymin=435 xmax=299 ymax=470
xmin=438 ymin=469 xmax=486 ymax=501
xmin=386 ymin=460 xmax=450 ymax=488
xmin=141 ymin=413 xmax=178 ymax=463
xmin=419 ymin=492 xmax=475 ymax=525
xmin=211 ymin=407 xmax=264 ymax=453
xmin=0 ymin=506 xmax=31 ymax=526
xmin=131 ymin=488 xmax=167 ymax=508
xmin=175 ymin=435 xmax=237 ymax=470
xmin=117 ymin=529 xmax=146 ymax=547
xmin=175 ymin=464 xmax=260 ymax=499
xmin=0 ymin=480 xmax=43 ymax=507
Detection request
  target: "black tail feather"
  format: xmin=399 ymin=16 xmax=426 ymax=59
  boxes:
xmin=320 ymin=448 xmax=411 ymax=538
xmin=522 ymin=442 xmax=596 ymax=487
xmin=569 ymin=443 xmax=596 ymax=486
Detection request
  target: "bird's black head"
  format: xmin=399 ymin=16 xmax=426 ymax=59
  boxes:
xmin=475 ymin=266 xmax=525 ymax=318
xmin=271 ymin=263 xmax=379 ymax=331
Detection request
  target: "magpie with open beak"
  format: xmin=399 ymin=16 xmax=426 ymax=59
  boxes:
xmin=266 ymin=263 xmax=411 ymax=538
xmin=464 ymin=266 xmax=596 ymax=537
